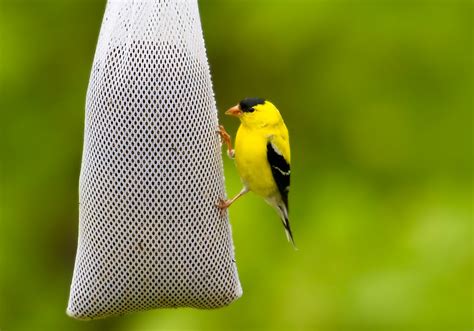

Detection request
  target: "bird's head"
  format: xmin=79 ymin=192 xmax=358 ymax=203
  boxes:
xmin=225 ymin=97 xmax=282 ymax=128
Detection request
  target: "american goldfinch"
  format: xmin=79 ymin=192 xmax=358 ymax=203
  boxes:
xmin=218 ymin=98 xmax=295 ymax=248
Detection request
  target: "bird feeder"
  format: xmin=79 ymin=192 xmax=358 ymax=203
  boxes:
xmin=67 ymin=0 xmax=242 ymax=320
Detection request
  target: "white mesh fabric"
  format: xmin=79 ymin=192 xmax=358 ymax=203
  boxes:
xmin=67 ymin=0 xmax=242 ymax=320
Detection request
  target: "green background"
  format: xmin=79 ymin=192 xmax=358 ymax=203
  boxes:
xmin=0 ymin=0 xmax=472 ymax=330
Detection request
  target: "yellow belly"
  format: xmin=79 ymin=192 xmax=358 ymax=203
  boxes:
xmin=234 ymin=125 xmax=278 ymax=198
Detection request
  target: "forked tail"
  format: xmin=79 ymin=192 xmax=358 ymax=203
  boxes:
xmin=278 ymin=203 xmax=297 ymax=250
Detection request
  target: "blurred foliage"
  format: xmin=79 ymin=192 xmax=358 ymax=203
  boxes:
xmin=0 ymin=0 xmax=472 ymax=330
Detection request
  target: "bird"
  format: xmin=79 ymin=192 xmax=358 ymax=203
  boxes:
xmin=217 ymin=97 xmax=296 ymax=249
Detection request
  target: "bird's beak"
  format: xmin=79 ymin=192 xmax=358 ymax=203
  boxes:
xmin=225 ymin=105 xmax=242 ymax=117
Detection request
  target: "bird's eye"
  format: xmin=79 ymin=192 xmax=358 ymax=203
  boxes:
xmin=247 ymin=107 xmax=255 ymax=113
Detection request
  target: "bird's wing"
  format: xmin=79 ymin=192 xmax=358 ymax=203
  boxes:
xmin=266 ymin=138 xmax=290 ymax=210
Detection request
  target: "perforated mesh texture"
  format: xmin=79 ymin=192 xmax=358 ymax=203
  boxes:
xmin=67 ymin=0 xmax=242 ymax=320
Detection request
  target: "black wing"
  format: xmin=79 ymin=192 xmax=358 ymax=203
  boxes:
xmin=266 ymin=141 xmax=290 ymax=209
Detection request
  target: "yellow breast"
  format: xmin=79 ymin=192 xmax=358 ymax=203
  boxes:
xmin=234 ymin=125 xmax=278 ymax=198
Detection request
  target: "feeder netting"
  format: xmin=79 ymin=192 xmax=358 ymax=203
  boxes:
xmin=67 ymin=0 xmax=242 ymax=320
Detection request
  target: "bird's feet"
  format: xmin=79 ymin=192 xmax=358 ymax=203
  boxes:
xmin=217 ymin=125 xmax=235 ymax=158
xmin=217 ymin=125 xmax=231 ymax=144
xmin=216 ymin=198 xmax=231 ymax=210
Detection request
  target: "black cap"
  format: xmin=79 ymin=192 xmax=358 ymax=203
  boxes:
xmin=239 ymin=97 xmax=265 ymax=113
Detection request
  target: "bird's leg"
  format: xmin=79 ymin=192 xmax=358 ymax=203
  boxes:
xmin=217 ymin=125 xmax=235 ymax=159
xmin=217 ymin=187 xmax=249 ymax=210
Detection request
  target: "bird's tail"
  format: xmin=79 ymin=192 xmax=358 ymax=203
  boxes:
xmin=277 ymin=203 xmax=297 ymax=250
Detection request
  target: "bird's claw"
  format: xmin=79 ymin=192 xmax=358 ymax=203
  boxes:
xmin=217 ymin=125 xmax=231 ymax=144
xmin=216 ymin=198 xmax=230 ymax=210
xmin=217 ymin=125 xmax=234 ymax=159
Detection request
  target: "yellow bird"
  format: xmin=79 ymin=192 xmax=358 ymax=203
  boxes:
xmin=218 ymin=97 xmax=295 ymax=248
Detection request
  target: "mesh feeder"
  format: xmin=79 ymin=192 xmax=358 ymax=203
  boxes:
xmin=67 ymin=0 xmax=242 ymax=320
